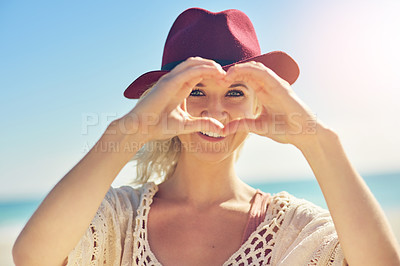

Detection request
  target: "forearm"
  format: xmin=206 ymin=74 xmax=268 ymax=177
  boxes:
xmin=13 ymin=120 xmax=144 ymax=266
xmin=298 ymin=126 xmax=400 ymax=265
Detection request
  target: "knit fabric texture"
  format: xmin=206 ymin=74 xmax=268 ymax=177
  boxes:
xmin=67 ymin=182 xmax=347 ymax=266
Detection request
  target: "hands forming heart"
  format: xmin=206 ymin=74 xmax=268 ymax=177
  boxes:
xmin=119 ymin=57 xmax=322 ymax=149
xmin=221 ymin=61 xmax=321 ymax=148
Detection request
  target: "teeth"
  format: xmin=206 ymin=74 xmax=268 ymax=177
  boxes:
xmin=200 ymin=131 xmax=225 ymax=138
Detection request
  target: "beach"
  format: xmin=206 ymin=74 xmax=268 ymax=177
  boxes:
xmin=0 ymin=223 xmax=24 ymax=266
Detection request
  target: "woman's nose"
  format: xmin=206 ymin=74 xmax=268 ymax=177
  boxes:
xmin=201 ymin=101 xmax=228 ymax=123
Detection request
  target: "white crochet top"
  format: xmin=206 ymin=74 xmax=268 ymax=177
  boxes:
xmin=67 ymin=182 xmax=347 ymax=265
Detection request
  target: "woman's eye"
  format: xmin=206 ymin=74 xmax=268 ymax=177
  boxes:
xmin=190 ymin=89 xmax=204 ymax=97
xmin=226 ymin=90 xmax=244 ymax=97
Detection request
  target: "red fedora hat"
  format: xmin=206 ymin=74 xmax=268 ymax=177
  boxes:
xmin=124 ymin=8 xmax=300 ymax=99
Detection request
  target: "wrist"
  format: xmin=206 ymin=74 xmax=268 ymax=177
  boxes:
xmin=97 ymin=119 xmax=148 ymax=159
xmin=295 ymin=123 xmax=340 ymax=155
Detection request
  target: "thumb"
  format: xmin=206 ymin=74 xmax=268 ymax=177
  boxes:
xmin=183 ymin=116 xmax=225 ymax=135
xmin=222 ymin=117 xmax=269 ymax=136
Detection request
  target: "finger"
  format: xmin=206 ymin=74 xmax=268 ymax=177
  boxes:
xmin=225 ymin=61 xmax=277 ymax=83
xmin=224 ymin=64 xmax=271 ymax=102
xmin=166 ymin=65 xmax=227 ymax=106
xmin=226 ymin=65 xmax=308 ymax=123
xmin=225 ymin=62 xmax=291 ymax=101
xmin=141 ymin=64 xmax=225 ymax=113
xmin=183 ymin=116 xmax=224 ymax=134
xmin=171 ymin=56 xmax=225 ymax=74
xmin=222 ymin=114 xmax=270 ymax=136
xmin=180 ymin=98 xmax=187 ymax=112
xmin=222 ymin=118 xmax=256 ymax=135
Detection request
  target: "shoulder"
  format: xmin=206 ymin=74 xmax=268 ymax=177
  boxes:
xmin=267 ymin=192 xmax=342 ymax=265
xmin=265 ymin=191 xmax=334 ymax=237
xmin=268 ymin=191 xmax=330 ymax=222
xmin=102 ymin=182 xmax=157 ymax=215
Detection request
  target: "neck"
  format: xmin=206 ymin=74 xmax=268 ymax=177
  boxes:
xmin=158 ymin=151 xmax=249 ymax=207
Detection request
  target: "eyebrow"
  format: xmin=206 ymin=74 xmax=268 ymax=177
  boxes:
xmin=194 ymin=82 xmax=248 ymax=90
xmin=229 ymin=83 xmax=248 ymax=90
xmin=195 ymin=83 xmax=205 ymax=87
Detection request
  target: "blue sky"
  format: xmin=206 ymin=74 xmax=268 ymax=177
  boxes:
xmin=1 ymin=0 xmax=400 ymax=199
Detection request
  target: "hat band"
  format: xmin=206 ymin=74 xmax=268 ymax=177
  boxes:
xmin=161 ymin=59 xmax=236 ymax=71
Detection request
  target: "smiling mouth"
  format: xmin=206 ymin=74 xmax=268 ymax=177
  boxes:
xmin=199 ymin=131 xmax=226 ymax=138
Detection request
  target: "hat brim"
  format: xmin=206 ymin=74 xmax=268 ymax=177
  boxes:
xmin=124 ymin=51 xmax=299 ymax=99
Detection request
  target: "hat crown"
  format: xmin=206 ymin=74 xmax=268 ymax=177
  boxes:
xmin=123 ymin=7 xmax=299 ymax=99
xmin=162 ymin=8 xmax=261 ymax=69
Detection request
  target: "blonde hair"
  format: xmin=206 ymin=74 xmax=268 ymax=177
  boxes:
xmin=131 ymin=136 xmax=181 ymax=185
xmin=129 ymin=86 xmax=181 ymax=185
xmin=129 ymin=84 xmax=261 ymax=185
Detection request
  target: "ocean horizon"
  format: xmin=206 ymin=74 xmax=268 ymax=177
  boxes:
xmin=1 ymin=171 xmax=399 ymax=265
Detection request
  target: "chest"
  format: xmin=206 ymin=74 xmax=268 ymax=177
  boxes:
xmin=146 ymin=199 xmax=250 ymax=266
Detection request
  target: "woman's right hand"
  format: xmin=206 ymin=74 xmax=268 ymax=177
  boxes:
xmin=117 ymin=57 xmax=227 ymax=142
xmin=13 ymin=59 xmax=229 ymax=266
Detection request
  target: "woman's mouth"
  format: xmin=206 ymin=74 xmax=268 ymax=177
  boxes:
xmin=197 ymin=131 xmax=226 ymax=142
xmin=200 ymin=131 xmax=225 ymax=137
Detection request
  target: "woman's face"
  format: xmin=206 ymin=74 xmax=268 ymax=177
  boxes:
xmin=178 ymin=78 xmax=259 ymax=163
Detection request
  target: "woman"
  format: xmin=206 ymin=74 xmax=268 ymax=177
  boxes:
xmin=13 ymin=7 xmax=399 ymax=266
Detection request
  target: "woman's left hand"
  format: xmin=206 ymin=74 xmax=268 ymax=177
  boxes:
xmin=222 ymin=61 xmax=325 ymax=149
xmin=221 ymin=62 xmax=400 ymax=266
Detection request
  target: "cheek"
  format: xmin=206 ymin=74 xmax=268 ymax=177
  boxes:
xmin=185 ymin=100 xmax=205 ymax=116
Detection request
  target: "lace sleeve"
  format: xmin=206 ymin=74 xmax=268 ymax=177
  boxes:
xmin=272 ymin=195 xmax=348 ymax=266
xmin=308 ymin=232 xmax=347 ymax=266
xmin=66 ymin=186 xmax=141 ymax=266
